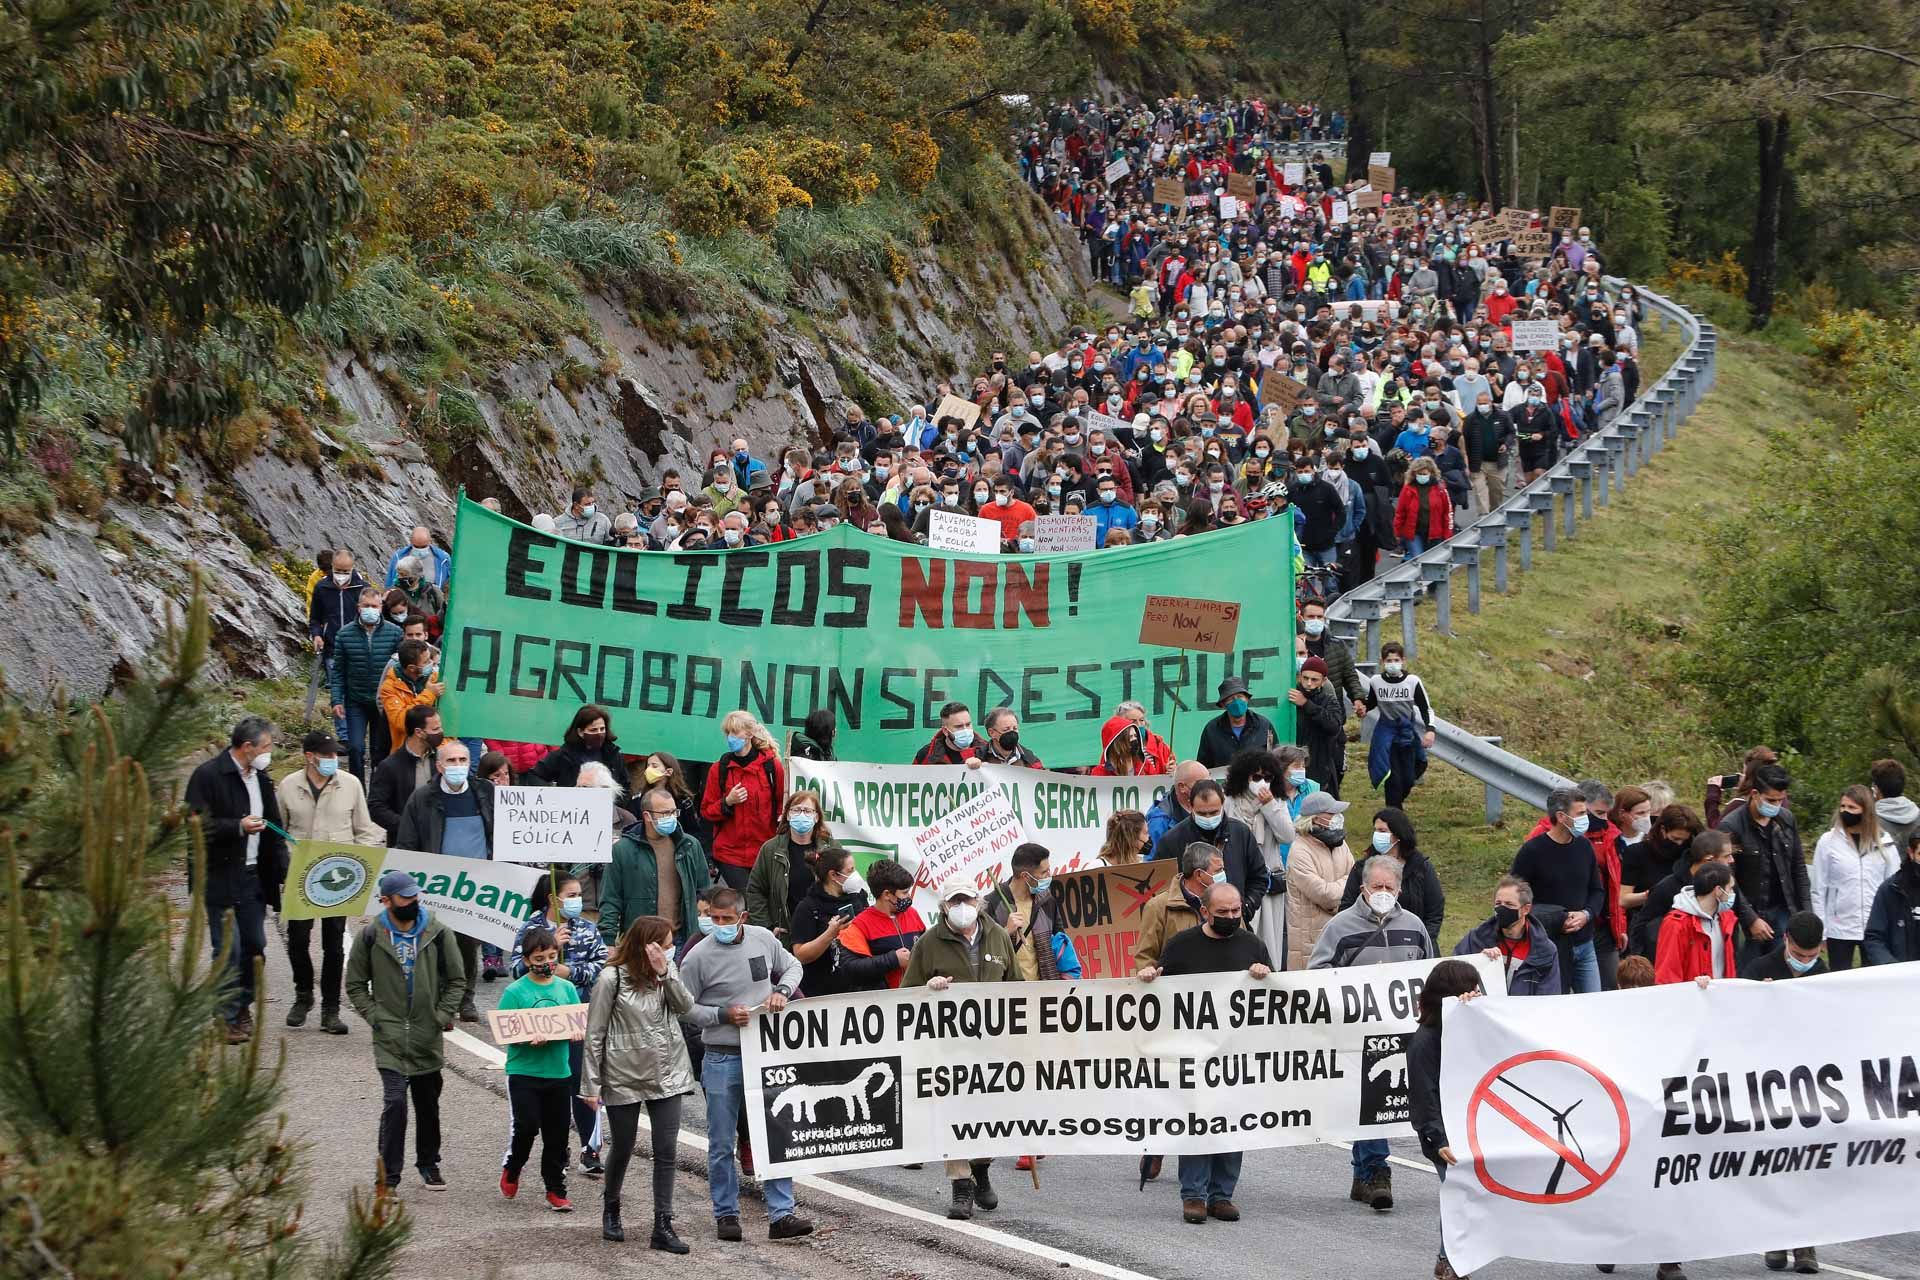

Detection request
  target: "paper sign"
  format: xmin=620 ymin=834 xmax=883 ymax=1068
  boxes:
xmin=1368 ymin=164 xmax=1395 ymax=191
xmin=1283 ymin=162 xmax=1305 ymax=185
xmin=1186 ymin=194 xmax=1209 ymax=210
xmin=1218 ymin=195 xmax=1240 ymax=220
xmin=1508 ymin=319 xmax=1559 ymax=352
xmin=932 ymin=392 xmax=981 ymax=429
xmin=1085 ymin=409 xmax=1133 ymax=438
xmin=1033 ymin=514 xmax=1097 ymax=553
xmin=910 ymin=787 xmax=1030 ymax=909
xmin=1153 ymin=176 xmax=1185 ymax=207
xmin=1381 ymin=206 xmax=1417 ymax=230
xmin=1369 ymin=151 xmax=1391 ymax=167
xmin=1138 ymin=595 xmax=1242 ymax=653
xmin=1260 ymin=368 xmax=1310 ymax=410
xmin=1226 ymin=172 xmax=1256 ymax=200
xmin=1548 ymin=205 xmax=1581 ymax=230
xmin=1331 ymin=199 xmax=1350 ymax=224
xmin=1512 ymin=229 xmax=1551 ymax=257
xmin=927 ymin=509 xmax=1002 ymax=554
xmin=1104 ymin=156 xmax=1131 ymax=184
xmin=1468 ymin=218 xmax=1500 ymax=243
xmin=487 ymin=1004 xmax=588 ymax=1045
xmin=1354 ymin=187 xmax=1381 ymax=210
xmin=1501 ymin=208 xmax=1535 ymax=233
xmin=494 ymin=784 xmax=615 ymax=864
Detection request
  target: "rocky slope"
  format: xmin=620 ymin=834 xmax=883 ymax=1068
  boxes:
xmin=2 ymin=198 xmax=1091 ymax=704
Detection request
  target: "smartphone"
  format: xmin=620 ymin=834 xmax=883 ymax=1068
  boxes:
xmin=834 ymin=899 xmax=861 ymax=921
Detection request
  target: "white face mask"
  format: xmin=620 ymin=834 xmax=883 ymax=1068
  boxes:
xmin=1367 ymin=890 xmax=1397 ymax=917
xmin=249 ymin=751 xmax=272 ymax=775
xmin=945 ymin=902 xmax=979 ymax=931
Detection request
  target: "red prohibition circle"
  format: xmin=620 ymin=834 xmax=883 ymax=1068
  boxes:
xmin=1464 ymin=1049 xmax=1631 ymax=1205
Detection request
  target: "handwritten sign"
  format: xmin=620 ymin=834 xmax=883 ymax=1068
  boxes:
xmin=1153 ymin=176 xmax=1185 ymax=207
xmin=932 ymin=393 xmax=981 ymax=430
xmin=1548 ymin=205 xmax=1581 ymax=231
xmin=1033 ymin=514 xmax=1097 ymax=553
xmin=1218 ymin=194 xmax=1241 ymax=220
xmin=487 ymin=1004 xmax=588 ymax=1045
xmin=494 ymin=785 xmax=614 ymax=864
xmin=1369 ymin=151 xmax=1392 ymax=167
xmin=1283 ymin=162 xmax=1305 ymax=185
xmin=1260 ymin=368 xmax=1310 ymax=411
xmin=1508 ymin=319 xmax=1559 ymax=352
xmin=927 ymin=509 xmax=1002 ymax=554
xmin=1085 ymin=409 xmax=1133 ymax=438
xmin=1354 ymin=187 xmax=1382 ymax=210
xmin=1104 ymin=156 xmax=1131 ymax=185
xmin=1512 ymin=229 xmax=1551 ymax=257
xmin=1331 ymin=199 xmax=1350 ymax=225
xmin=1501 ymin=208 xmax=1535 ymax=233
xmin=1226 ymin=172 xmax=1257 ymax=200
xmin=911 ymin=788 xmax=1030 ymax=905
xmin=1139 ymin=595 xmax=1242 ymax=654
xmin=1368 ymin=164 xmax=1395 ymax=191
xmin=1381 ymin=206 xmax=1417 ymax=230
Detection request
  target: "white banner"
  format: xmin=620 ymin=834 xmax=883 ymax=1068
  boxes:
xmin=378 ymin=849 xmax=546 ymax=949
xmin=492 ymin=784 xmax=613 ymax=863
xmin=1440 ymin=968 xmax=1920 ymax=1275
xmin=788 ymin=758 xmax=1175 ymax=895
xmin=1508 ymin=318 xmax=1559 ymax=352
xmin=745 ymin=957 xmax=1503 ymax=1177
xmin=1034 ymin=513 xmax=1097 ymax=552
xmin=926 ymin=509 xmax=1001 ymax=554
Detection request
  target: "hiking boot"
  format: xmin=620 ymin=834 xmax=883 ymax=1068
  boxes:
xmin=1766 ymin=1255 xmax=1790 ymax=1272
xmin=1207 ymin=1199 xmax=1240 ymax=1222
xmin=602 ymin=1199 xmax=624 ymax=1243
xmin=947 ymin=1178 xmax=975 ymax=1220
xmin=320 ymin=1004 xmax=349 ymax=1035
xmin=1182 ymin=1198 xmax=1208 ymax=1224
xmin=1367 ymin=1167 xmax=1394 ymax=1211
xmin=650 ymin=1212 xmax=690 ymax=1253
xmin=225 ymin=1020 xmax=251 ymax=1045
xmin=1436 ymin=1259 xmax=1465 ymax=1280
xmin=286 ymin=993 xmax=313 ymax=1027
xmin=716 ymin=1214 xmax=742 ymax=1241
xmin=768 ymin=1214 xmax=813 ymax=1241
xmin=1792 ymin=1248 xmax=1819 ymax=1274
xmin=417 ymin=1166 xmax=446 ymax=1190
xmin=970 ymin=1160 xmax=998 ymax=1210
xmin=1350 ymin=1175 xmax=1372 ymax=1203
xmin=458 ymin=998 xmax=480 ymax=1023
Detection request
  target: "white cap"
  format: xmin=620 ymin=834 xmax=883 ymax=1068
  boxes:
xmin=1132 ymin=413 xmax=1151 ymax=430
xmin=939 ymin=879 xmax=978 ymax=902
xmin=531 ymin=513 xmax=557 ymax=532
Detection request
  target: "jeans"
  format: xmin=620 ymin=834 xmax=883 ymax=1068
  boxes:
xmin=378 ymin=1068 xmax=443 ymax=1184
xmin=286 ymin=915 xmax=346 ymax=1004
xmin=1596 ymin=931 xmax=1620 ymax=992
xmin=1742 ymin=905 xmax=1793 ymax=969
xmin=565 ymin=1038 xmax=601 ymax=1150
xmin=505 ymin=1074 xmax=571 ymax=1196
xmin=1302 ymin=544 xmax=1339 ymax=569
xmin=1178 ymin=1151 xmax=1242 ymax=1203
xmin=207 ymin=877 xmax=268 ymax=1022
xmin=1403 ymin=536 xmax=1427 ymax=557
xmin=1352 ymin=1139 xmax=1390 ymax=1180
xmin=1566 ymin=939 xmax=1601 ymax=994
xmin=603 ymin=1095 xmax=684 ymax=1215
xmin=342 ymin=699 xmax=377 ymax=779
xmin=702 ymin=1052 xmax=795 ymax=1221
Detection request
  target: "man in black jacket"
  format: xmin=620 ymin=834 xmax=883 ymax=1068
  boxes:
xmin=184 ymin=716 xmax=287 ymax=1043
xmin=1151 ymin=779 xmax=1269 ymax=920
xmin=1196 ymin=676 xmax=1278 ymax=769
xmin=1717 ymin=762 xmax=1809 ymax=964
xmin=394 ymin=738 xmax=495 ymax=1021
xmin=1287 ymin=456 xmax=1346 ymax=569
xmin=370 ymin=704 xmax=440 ymax=844
xmin=1629 ymin=829 xmax=1754 ymax=960
xmin=1461 ymin=391 xmax=1514 ymax=514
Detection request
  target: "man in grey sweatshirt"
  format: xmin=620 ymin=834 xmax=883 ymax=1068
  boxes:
xmin=1872 ymin=760 xmax=1920 ymax=852
xmin=678 ymin=888 xmax=812 ymax=1243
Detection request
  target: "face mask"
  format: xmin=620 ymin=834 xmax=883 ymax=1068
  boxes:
xmin=1352 ymin=445 xmax=1369 ymax=460
xmin=249 ymin=751 xmax=272 ymax=775
xmin=359 ymin=606 xmax=381 ymax=625
xmin=1841 ymin=810 xmax=1863 ymax=828
xmin=1631 ymin=816 xmax=1652 ymax=838
xmin=1323 ymin=822 xmax=1346 ymax=844
xmin=713 ymin=476 xmax=731 ymax=491
xmin=1571 ymin=813 xmax=1591 ymax=837
xmin=1722 ymin=887 xmax=1737 ymax=912
xmin=787 ymin=811 xmax=818 ymax=836
xmin=945 ymin=902 xmax=979 ymax=931
xmin=974 ymin=489 xmax=990 ymax=504
xmin=559 ymin=895 xmax=584 ymax=919
xmin=1286 ymin=768 xmax=1307 ymax=786
xmin=1785 ymin=951 xmax=1818 ymax=974
xmin=725 ymin=733 xmax=749 ymax=754
xmin=333 ymin=572 xmax=352 ymax=586
xmin=1018 ymin=537 xmax=1037 ymax=552
xmin=1194 ymin=811 xmax=1224 ymax=831
xmin=390 ymin=610 xmax=409 ymax=624
xmin=1209 ymin=914 xmax=1240 ymax=934
xmin=643 ymin=764 xmax=666 ymax=785
xmin=653 ymin=812 xmax=679 ymax=836
xmin=1372 ymin=830 xmax=1394 ymax=854
xmin=950 ymin=727 xmax=975 ymax=749
xmin=1141 ymin=515 xmax=1160 ymax=532
xmin=1494 ymin=904 xmax=1523 ymax=932
xmin=722 ymin=527 xmax=742 ymax=546
xmin=442 ymin=764 xmax=469 ymax=789
xmin=1382 ymin=661 xmax=1404 ymax=676
xmin=712 ymin=923 xmax=741 ymax=944
xmin=1367 ymin=890 xmax=1398 ymax=917
xmin=388 ymin=902 xmax=419 ymax=925
xmin=1756 ymin=799 xmax=1783 ymax=818
xmin=1030 ymin=875 xmax=1054 ymax=895
xmin=315 ymin=756 xmax=339 ymax=778
xmin=1226 ymin=696 xmax=1249 ymax=717
xmin=1151 ymin=429 xmax=1165 ymax=443
xmin=1098 ymin=490 xmax=1117 ymax=504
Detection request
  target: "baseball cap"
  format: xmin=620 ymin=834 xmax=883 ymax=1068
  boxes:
xmin=1298 ymin=791 xmax=1350 ymax=817
xmin=377 ymin=870 xmax=422 ymax=898
xmin=302 ymin=730 xmax=341 ymax=755
xmin=939 ymin=880 xmax=979 ymax=902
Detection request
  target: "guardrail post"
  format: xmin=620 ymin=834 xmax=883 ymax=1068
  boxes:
xmin=1481 ymin=734 xmax=1506 ymax=825
xmin=1380 ymin=578 xmax=1419 ymax=660
xmin=1621 ymin=418 xmax=1643 ymax=478
xmin=1603 ymin=435 xmax=1628 ymax=496
xmin=1533 ymin=489 xmax=1557 ymax=553
xmin=1551 ymin=473 xmax=1578 ymax=539
xmin=1482 ymin=523 xmax=1509 ymax=594
xmin=1509 ymin=507 xmax=1534 ymax=573
xmin=1450 ymin=541 xmax=1482 ymax=614
xmin=1422 ymin=559 xmax=1453 ymax=635
xmin=1568 ymin=457 xmax=1595 ymax=520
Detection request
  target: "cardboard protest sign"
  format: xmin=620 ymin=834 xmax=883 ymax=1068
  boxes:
xmin=1139 ymin=595 xmax=1242 ymax=653
xmin=488 ymin=1004 xmax=588 ymax=1045
xmin=493 ymin=784 xmax=614 ymax=863
xmin=438 ymin=497 xmax=1296 ymax=764
xmin=1283 ymin=162 xmax=1305 ymax=185
xmin=1260 ymin=367 xmax=1310 ymax=410
xmin=1226 ymin=172 xmax=1257 ymax=200
xmin=932 ymin=393 xmax=981 ymax=429
xmin=1052 ymin=860 xmax=1176 ymax=978
xmin=1381 ymin=206 xmax=1417 ymax=230
xmin=743 ymin=955 xmax=1505 ymax=1177
xmin=1367 ymin=163 xmax=1395 ymax=191
xmin=926 ymin=509 xmax=1001 ymax=554
xmin=1548 ymin=205 xmax=1581 ymax=230
xmin=1512 ymin=229 xmax=1552 ymax=257
xmin=1104 ymin=156 xmax=1130 ymax=184
xmin=1353 ymin=187 xmax=1382 ymax=210
xmin=379 ymin=849 xmax=546 ymax=949
xmin=281 ymin=840 xmax=383 ymax=920
xmin=1501 ymin=208 xmax=1535 ymax=233
xmin=1033 ymin=514 xmax=1097 ymax=553
xmin=1508 ymin=319 xmax=1559 ymax=352
xmin=1152 ymin=176 xmax=1185 ymax=207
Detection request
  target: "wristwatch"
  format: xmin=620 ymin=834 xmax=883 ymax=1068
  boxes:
xmin=772 ymin=985 xmax=792 ymax=999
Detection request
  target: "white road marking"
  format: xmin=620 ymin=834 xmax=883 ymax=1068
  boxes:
xmin=1318 ymin=1138 xmax=1438 ymax=1176
xmin=446 ymin=1027 xmax=505 ymax=1069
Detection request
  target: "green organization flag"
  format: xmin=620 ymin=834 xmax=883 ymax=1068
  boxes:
xmin=438 ymin=496 xmax=1295 ymax=764
xmin=281 ymin=840 xmax=383 ymax=920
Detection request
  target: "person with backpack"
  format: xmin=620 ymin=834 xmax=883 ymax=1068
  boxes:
xmin=699 ymin=711 xmax=785 ymax=894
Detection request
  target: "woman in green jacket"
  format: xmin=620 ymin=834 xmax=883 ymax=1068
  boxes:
xmin=744 ymin=790 xmax=841 ymax=941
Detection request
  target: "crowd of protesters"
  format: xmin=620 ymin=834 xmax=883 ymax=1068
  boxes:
xmin=180 ymin=94 xmax=1919 ymax=1278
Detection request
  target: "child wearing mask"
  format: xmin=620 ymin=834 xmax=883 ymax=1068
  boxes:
xmin=498 ymin=928 xmax=585 ymax=1212
xmin=511 ymin=876 xmax=610 ymax=1179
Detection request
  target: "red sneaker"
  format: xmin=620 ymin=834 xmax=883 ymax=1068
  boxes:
xmin=545 ymin=1192 xmax=573 ymax=1213
xmin=499 ymin=1170 xmax=518 ymax=1199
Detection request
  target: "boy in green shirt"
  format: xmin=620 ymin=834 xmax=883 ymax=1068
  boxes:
xmin=497 ymin=927 xmax=582 ymax=1211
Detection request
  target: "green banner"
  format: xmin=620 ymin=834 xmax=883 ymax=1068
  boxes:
xmin=281 ymin=839 xmax=382 ymax=920
xmin=438 ymin=496 xmax=1294 ymax=764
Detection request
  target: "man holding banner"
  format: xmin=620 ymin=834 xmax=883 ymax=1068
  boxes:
xmin=276 ymin=730 xmax=384 ymax=1035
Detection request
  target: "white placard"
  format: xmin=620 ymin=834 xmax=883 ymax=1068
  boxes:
xmin=1033 ymin=513 xmax=1098 ymax=553
xmin=1441 ymin=966 xmax=1920 ymax=1276
xmin=1331 ymin=199 xmax=1350 ymax=225
xmin=1085 ymin=409 xmax=1133 ymax=438
xmin=926 ymin=508 xmax=1002 ymax=554
xmin=1216 ymin=194 xmax=1239 ymax=220
xmin=1104 ymin=156 xmax=1131 ymax=184
xmin=1369 ymin=151 xmax=1391 ymax=167
xmin=1283 ymin=162 xmax=1305 ymax=185
xmin=493 ymin=784 xmax=615 ymax=863
xmin=908 ymin=786 xmax=1029 ymax=908
xmin=1508 ymin=319 xmax=1560 ymax=352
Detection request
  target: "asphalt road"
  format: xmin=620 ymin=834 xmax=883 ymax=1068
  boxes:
xmin=264 ymin=918 xmax=1920 ymax=1280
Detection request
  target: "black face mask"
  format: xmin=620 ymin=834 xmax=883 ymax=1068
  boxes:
xmin=1494 ymin=904 xmax=1523 ymax=933
xmin=998 ymin=729 xmax=1020 ymax=753
xmin=1209 ymin=914 xmax=1241 ymax=935
xmin=1840 ymin=810 xmax=1863 ymax=828
xmin=388 ymin=902 xmax=419 ymax=925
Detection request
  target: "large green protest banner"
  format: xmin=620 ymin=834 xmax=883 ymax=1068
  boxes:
xmin=438 ymin=496 xmax=1294 ymax=764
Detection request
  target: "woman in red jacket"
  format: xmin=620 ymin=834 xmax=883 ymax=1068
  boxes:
xmin=700 ymin=710 xmax=785 ymax=894
xmin=1655 ymin=863 xmax=1739 ymax=984
xmin=1393 ymin=456 xmax=1454 ymax=556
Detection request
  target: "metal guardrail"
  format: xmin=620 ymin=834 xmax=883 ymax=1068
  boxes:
xmin=1326 ymin=280 xmax=1718 ymax=818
